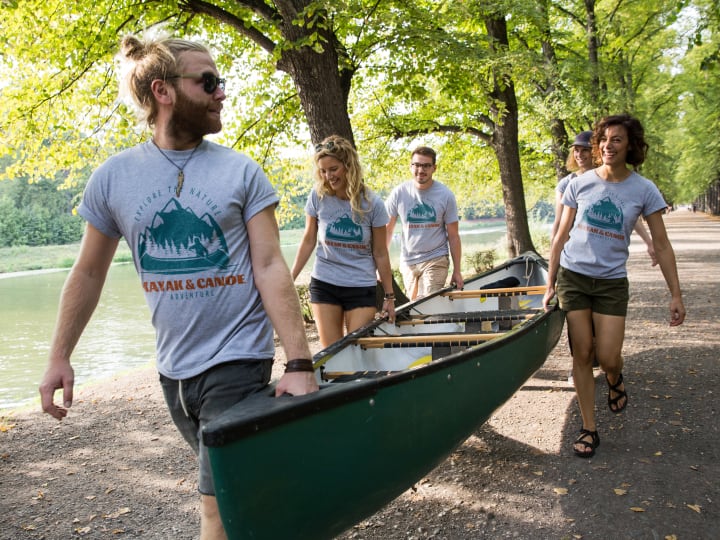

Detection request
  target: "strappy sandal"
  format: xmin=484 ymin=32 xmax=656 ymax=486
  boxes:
xmin=573 ymin=428 xmax=600 ymax=458
xmin=607 ymin=372 xmax=628 ymax=413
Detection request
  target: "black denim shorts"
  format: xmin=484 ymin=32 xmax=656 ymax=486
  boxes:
xmin=309 ymin=277 xmax=376 ymax=310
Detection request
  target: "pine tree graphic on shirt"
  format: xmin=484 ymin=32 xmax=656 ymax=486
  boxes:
xmin=406 ymin=202 xmax=437 ymax=224
xmin=585 ymin=196 xmax=623 ymax=232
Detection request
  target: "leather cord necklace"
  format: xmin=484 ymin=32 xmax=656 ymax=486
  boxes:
xmin=151 ymin=140 xmax=202 ymax=196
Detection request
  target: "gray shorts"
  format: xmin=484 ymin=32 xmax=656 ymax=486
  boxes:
xmin=159 ymin=359 xmax=272 ymax=495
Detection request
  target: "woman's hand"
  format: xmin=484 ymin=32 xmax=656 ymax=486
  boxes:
xmin=543 ymin=285 xmax=556 ymax=312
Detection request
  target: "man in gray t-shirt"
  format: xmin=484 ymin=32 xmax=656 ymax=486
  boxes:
xmin=385 ymin=146 xmax=464 ymax=299
xmin=39 ymin=34 xmax=317 ymax=538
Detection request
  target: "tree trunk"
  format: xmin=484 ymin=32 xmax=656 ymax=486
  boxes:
xmin=274 ymin=2 xmax=355 ymax=145
xmin=485 ymin=16 xmax=536 ymax=258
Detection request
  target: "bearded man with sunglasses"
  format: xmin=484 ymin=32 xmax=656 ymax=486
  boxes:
xmin=39 ymin=34 xmax=318 ymax=539
xmin=385 ymin=146 xmax=464 ymax=299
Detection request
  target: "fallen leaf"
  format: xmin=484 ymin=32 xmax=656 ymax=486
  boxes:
xmin=614 ymin=489 xmax=627 ymax=496
xmin=0 ymin=423 xmax=16 ymax=432
xmin=22 ymin=525 xmax=37 ymax=531
xmin=75 ymin=526 xmax=91 ymax=534
xmin=85 ymin=495 xmax=96 ymax=500
xmin=532 ymin=471 xmax=543 ymax=476
xmin=687 ymin=504 xmax=701 ymax=514
xmin=630 ymin=507 xmax=645 ymax=512
xmin=654 ymin=451 xmax=663 ymax=456
xmin=554 ymin=488 xmax=568 ymax=495
xmin=665 ymin=535 xmax=678 ymax=540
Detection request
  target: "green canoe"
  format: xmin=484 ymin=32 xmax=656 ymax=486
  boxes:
xmin=203 ymin=252 xmax=565 ymax=539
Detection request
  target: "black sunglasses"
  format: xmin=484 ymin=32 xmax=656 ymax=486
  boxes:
xmin=169 ymin=72 xmax=226 ymax=94
xmin=315 ymin=141 xmax=336 ymax=153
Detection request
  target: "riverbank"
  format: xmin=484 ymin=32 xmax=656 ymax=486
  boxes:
xmin=1 ymin=211 xmax=717 ymax=539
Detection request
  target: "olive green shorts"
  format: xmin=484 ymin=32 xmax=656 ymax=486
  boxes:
xmin=556 ymin=266 xmax=629 ymax=316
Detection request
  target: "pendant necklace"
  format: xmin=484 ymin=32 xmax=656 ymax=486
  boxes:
xmin=151 ymin=139 xmax=202 ymax=197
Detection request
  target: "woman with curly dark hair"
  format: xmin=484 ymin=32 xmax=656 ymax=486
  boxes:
xmin=544 ymin=114 xmax=686 ymax=458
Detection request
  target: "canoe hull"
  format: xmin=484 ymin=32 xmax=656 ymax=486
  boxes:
xmin=203 ymin=253 xmax=564 ymax=539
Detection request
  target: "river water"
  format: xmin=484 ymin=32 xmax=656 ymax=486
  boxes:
xmin=1 ymin=225 xmax=508 ymax=411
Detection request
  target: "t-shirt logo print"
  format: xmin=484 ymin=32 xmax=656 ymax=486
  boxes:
xmin=138 ymin=199 xmax=230 ymax=274
xmin=326 ymin=214 xmax=363 ymax=243
xmin=407 ymin=202 xmax=437 ymax=224
xmin=585 ymin=196 xmax=624 ymax=232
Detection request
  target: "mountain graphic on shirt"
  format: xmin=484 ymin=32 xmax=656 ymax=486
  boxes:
xmin=406 ymin=202 xmax=437 ymax=224
xmin=138 ymin=199 xmax=230 ymax=274
xmin=326 ymin=214 xmax=363 ymax=243
xmin=585 ymin=196 xmax=623 ymax=232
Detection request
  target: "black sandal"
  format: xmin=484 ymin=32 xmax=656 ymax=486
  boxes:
xmin=607 ymin=373 xmax=628 ymax=413
xmin=573 ymin=428 xmax=600 ymax=458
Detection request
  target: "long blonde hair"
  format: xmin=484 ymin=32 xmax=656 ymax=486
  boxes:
xmin=314 ymin=135 xmax=370 ymax=222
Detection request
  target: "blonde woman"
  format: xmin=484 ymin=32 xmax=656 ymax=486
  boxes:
xmin=292 ymin=135 xmax=396 ymax=348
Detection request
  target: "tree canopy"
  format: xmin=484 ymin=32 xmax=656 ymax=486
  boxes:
xmin=1 ymin=1 xmax=717 ymax=252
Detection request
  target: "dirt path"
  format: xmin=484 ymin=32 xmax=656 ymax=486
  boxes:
xmin=1 ymin=211 xmax=718 ymax=539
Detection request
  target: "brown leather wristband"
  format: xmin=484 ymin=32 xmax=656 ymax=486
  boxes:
xmin=284 ymin=358 xmax=314 ymax=373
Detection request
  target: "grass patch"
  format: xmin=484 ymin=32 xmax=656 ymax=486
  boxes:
xmin=0 ymin=243 xmax=134 ymax=274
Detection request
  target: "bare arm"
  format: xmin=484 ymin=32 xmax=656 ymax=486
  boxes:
xmin=291 ymin=214 xmax=318 ymax=282
xmin=446 ymin=221 xmax=464 ymax=289
xmin=39 ymin=224 xmax=119 ymax=419
xmin=247 ymin=206 xmax=319 ymax=396
xmin=550 ymin=189 xmax=564 ymax=244
xmin=372 ymin=225 xmax=396 ymax=323
xmin=633 ymin=218 xmax=657 ymax=266
xmin=543 ymin=205 xmax=575 ymax=311
xmin=645 ymin=211 xmax=686 ymax=326
xmin=385 ymin=215 xmax=398 ymax=250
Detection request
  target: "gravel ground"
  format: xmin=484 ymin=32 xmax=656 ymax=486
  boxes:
xmin=1 ymin=211 xmax=717 ymax=540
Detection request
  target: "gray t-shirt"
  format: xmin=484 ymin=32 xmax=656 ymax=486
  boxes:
xmin=556 ymin=172 xmax=575 ymax=195
xmin=78 ymin=140 xmax=278 ymax=379
xmin=385 ymin=180 xmax=459 ymax=265
xmin=305 ymin=189 xmax=389 ymax=287
xmin=560 ymin=170 xmax=666 ymax=279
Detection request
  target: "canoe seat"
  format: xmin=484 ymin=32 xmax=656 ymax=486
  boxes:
xmin=441 ymin=285 xmax=546 ymax=299
xmin=396 ymin=308 xmax=539 ymax=326
xmin=353 ymin=332 xmax=502 ymax=349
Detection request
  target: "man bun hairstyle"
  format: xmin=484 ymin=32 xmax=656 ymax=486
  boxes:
xmin=117 ymin=35 xmax=209 ymax=127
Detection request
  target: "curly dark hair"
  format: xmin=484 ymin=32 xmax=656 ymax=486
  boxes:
xmin=591 ymin=114 xmax=649 ymax=167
